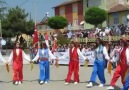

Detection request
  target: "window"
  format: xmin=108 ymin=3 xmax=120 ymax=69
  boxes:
xmin=74 ymin=19 xmax=78 ymax=26
xmin=119 ymin=0 xmax=124 ymax=4
xmin=73 ymin=4 xmax=78 ymax=13
xmin=114 ymin=18 xmax=119 ymax=24
xmin=59 ymin=9 xmax=65 ymax=16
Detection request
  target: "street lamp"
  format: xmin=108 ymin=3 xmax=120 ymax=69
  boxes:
xmin=46 ymin=12 xmax=49 ymax=30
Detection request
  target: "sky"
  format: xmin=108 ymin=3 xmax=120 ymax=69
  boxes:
xmin=5 ymin=0 xmax=66 ymax=22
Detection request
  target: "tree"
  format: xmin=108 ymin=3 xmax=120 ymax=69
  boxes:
xmin=0 ymin=0 xmax=6 ymax=19
xmin=2 ymin=6 xmax=34 ymax=38
xmin=57 ymin=33 xmax=70 ymax=45
xmin=47 ymin=16 xmax=68 ymax=29
xmin=25 ymin=19 xmax=35 ymax=35
xmin=84 ymin=7 xmax=107 ymax=27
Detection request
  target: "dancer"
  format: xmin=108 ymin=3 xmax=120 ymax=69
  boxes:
xmin=7 ymin=42 xmax=31 ymax=85
xmin=122 ymin=70 xmax=129 ymax=90
xmin=107 ymin=37 xmax=129 ymax=90
xmin=59 ymin=41 xmax=86 ymax=85
xmin=32 ymin=42 xmax=57 ymax=85
xmin=86 ymin=38 xmax=110 ymax=88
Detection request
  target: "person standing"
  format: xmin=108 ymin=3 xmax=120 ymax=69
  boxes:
xmin=32 ymin=42 xmax=57 ymax=85
xmin=7 ymin=42 xmax=31 ymax=85
xmin=107 ymin=37 xmax=129 ymax=90
xmin=86 ymin=38 xmax=110 ymax=88
xmin=59 ymin=41 xmax=86 ymax=85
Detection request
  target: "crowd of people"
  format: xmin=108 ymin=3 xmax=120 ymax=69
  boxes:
xmin=1 ymin=24 xmax=129 ymax=90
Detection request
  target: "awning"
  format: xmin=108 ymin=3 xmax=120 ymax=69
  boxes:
xmin=80 ymin=21 xmax=84 ymax=25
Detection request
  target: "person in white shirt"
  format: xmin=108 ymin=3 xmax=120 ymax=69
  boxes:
xmin=32 ymin=42 xmax=57 ymax=85
xmin=58 ymin=41 xmax=86 ymax=85
xmin=86 ymin=38 xmax=110 ymax=88
xmin=7 ymin=42 xmax=31 ymax=85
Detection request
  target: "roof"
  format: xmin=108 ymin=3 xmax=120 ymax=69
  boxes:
xmin=53 ymin=0 xmax=81 ymax=8
xmin=108 ymin=4 xmax=129 ymax=13
xmin=36 ymin=17 xmax=48 ymax=26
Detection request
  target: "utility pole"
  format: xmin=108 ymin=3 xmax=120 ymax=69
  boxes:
xmin=0 ymin=20 xmax=2 ymax=37
xmin=46 ymin=12 xmax=49 ymax=30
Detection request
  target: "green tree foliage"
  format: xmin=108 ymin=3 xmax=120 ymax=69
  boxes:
xmin=2 ymin=6 xmax=34 ymax=37
xmin=84 ymin=7 xmax=107 ymax=27
xmin=47 ymin=16 xmax=68 ymax=29
xmin=25 ymin=19 xmax=35 ymax=35
xmin=57 ymin=33 xmax=70 ymax=45
xmin=0 ymin=0 xmax=6 ymax=19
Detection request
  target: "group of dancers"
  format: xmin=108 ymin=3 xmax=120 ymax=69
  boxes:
xmin=0 ymin=36 xmax=129 ymax=90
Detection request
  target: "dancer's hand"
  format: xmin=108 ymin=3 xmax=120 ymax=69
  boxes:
xmin=5 ymin=61 xmax=9 ymax=64
xmin=29 ymin=61 xmax=33 ymax=63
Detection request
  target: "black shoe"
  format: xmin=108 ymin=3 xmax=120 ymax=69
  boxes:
xmin=13 ymin=81 xmax=18 ymax=85
xmin=39 ymin=81 xmax=44 ymax=85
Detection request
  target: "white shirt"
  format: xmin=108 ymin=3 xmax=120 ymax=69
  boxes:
xmin=111 ymin=47 xmax=129 ymax=65
xmin=81 ymin=48 xmax=86 ymax=55
xmin=110 ymin=47 xmax=121 ymax=62
xmin=59 ymin=48 xmax=86 ymax=60
xmin=8 ymin=49 xmax=31 ymax=62
xmin=0 ymin=52 xmax=5 ymax=63
xmin=95 ymin=46 xmax=110 ymax=60
xmin=32 ymin=49 xmax=56 ymax=61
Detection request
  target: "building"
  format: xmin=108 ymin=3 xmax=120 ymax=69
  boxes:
xmin=107 ymin=0 xmax=129 ymax=27
xmin=83 ymin=0 xmax=129 ymax=29
xmin=54 ymin=0 xmax=84 ymax=30
xmin=36 ymin=13 xmax=55 ymax=36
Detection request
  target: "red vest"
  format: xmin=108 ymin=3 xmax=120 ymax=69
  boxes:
xmin=13 ymin=49 xmax=23 ymax=62
xmin=120 ymin=47 xmax=127 ymax=64
xmin=70 ymin=48 xmax=79 ymax=61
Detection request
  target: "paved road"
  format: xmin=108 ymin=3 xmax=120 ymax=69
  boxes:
xmin=0 ymin=63 xmax=122 ymax=90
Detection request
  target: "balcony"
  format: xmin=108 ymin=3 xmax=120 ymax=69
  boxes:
xmin=77 ymin=35 xmax=129 ymax=42
xmin=69 ymin=25 xmax=84 ymax=30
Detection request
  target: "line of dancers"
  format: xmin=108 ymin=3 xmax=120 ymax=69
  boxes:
xmin=0 ymin=37 xmax=129 ymax=90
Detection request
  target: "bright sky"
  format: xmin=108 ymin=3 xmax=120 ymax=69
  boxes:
xmin=5 ymin=0 xmax=66 ymax=22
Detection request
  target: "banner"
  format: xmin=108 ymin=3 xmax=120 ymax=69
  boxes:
xmin=54 ymin=51 xmax=95 ymax=65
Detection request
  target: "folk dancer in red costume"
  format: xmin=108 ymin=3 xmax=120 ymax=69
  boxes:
xmin=59 ymin=41 xmax=86 ymax=85
xmin=107 ymin=37 xmax=129 ymax=90
xmin=7 ymin=42 xmax=31 ymax=85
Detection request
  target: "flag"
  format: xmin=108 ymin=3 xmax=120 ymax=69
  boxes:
xmin=33 ymin=27 xmax=38 ymax=44
xmin=6 ymin=63 xmax=10 ymax=73
xmin=84 ymin=59 xmax=89 ymax=67
xmin=45 ymin=31 xmax=49 ymax=47
xmin=45 ymin=31 xmax=49 ymax=40
xmin=30 ymin=62 xmax=34 ymax=71
xmin=107 ymin=62 xmax=112 ymax=75
xmin=124 ymin=69 xmax=129 ymax=82
xmin=52 ymin=37 xmax=57 ymax=53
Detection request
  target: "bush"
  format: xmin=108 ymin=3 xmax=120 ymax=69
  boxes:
xmin=84 ymin=7 xmax=107 ymax=27
xmin=57 ymin=34 xmax=70 ymax=45
xmin=47 ymin=16 xmax=68 ymax=29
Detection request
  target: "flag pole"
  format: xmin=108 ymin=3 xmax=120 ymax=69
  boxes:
xmin=34 ymin=0 xmax=39 ymax=48
xmin=34 ymin=0 xmax=36 ymax=26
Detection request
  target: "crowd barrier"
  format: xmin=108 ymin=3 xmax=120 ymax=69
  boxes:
xmin=54 ymin=51 xmax=95 ymax=65
xmin=77 ymin=35 xmax=129 ymax=42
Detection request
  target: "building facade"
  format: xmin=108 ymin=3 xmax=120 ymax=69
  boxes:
xmin=54 ymin=0 xmax=84 ymax=30
xmin=82 ymin=0 xmax=129 ymax=29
